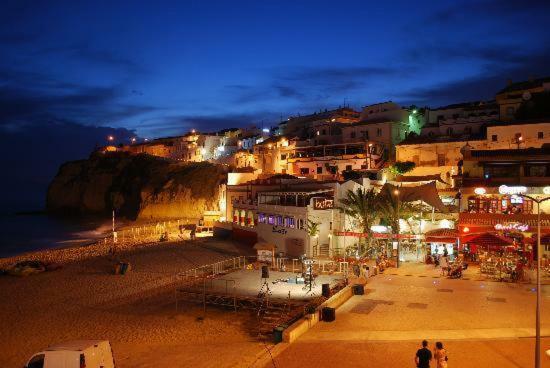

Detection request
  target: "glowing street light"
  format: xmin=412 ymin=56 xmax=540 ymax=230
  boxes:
xmin=131 ymin=137 xmax=136 ymax=143
xmin=107 ymin=135 xmax=114 ymax=142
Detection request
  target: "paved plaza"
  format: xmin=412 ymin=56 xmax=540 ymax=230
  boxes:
xmin=262 ymin=262 xmax=550 ymax=368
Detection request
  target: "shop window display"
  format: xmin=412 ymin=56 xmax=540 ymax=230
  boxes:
xmin=467 ymin=195 xmax=533 ymax=214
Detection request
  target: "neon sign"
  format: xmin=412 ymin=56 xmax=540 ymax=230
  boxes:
xmin=313 ymin=197 xmax=334 ymax=210
xmin=498 ymin=185 xmax=527 ymax=195
xmin=494 ymin=223 xmax=529 ymax=232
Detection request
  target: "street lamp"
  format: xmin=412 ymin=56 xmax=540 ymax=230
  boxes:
xmin=107 ymin=135 xmax=114 ymax=143
xmin=518 ymin=193 xmax=550 ymax=368
xmin=394 ymin=188 xmax=401 ymax=268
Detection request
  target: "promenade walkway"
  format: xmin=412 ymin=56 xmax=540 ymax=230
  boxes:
xmin=260 ymin=262 xmax=550 ymax=368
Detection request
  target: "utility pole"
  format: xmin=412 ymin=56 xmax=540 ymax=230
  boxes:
xmin=519 ymin=193 xmax=550 ymax=368
xmin=394 ymin=187 xmax=401 ymax=268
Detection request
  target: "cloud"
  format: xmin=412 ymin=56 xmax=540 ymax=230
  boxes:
xmin=226 ymin=65 xmax=408 ymax=106
xmin=0 ymin=120 xmax=135 ymax=212
xmin=399 ymin=48 xmax=550 ymax=106
xmin=0 ymin=63 xmax=159 ymax=127
xmin=426 ymin=0 xmax=550 ymax=24
xmin=36 ymin=42 xmax=144 ymax=72
xmin=134 ymin=111 xmax=281 ymax=137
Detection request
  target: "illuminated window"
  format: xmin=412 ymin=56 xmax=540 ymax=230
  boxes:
xmin=268 ymin=215 xmax=275 ymax=225
xmin=276 ymin=215 xmax=283 ymax=226
xmin=285 ymin=217 xmax=295 ymax=228
xmin=258 ymin=213 xmax=266 ymax=223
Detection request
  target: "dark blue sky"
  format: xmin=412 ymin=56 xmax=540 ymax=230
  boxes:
xmin=0 ymin=0 xmax=549 ymax=211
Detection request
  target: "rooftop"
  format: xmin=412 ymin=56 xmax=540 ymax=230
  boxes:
xmin=431 ymin=100 xmax=496 ymax=111
xmin=46 ymin=340 xmax=106 ymax=351
xmin=497 ymin=76 xmax=550 ymax=95
xmin=397 ymin=133 xmax=485 ymax=145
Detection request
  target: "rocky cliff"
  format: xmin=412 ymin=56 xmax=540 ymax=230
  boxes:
xmin=47 ymin=152 xmax=227 ymax=220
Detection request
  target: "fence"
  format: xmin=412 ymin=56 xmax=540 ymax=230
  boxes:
xmin=100 ymin=218 xmax=202 ymax=250
xmin=176 ymin=255 xmax=247 ymax=282
xmin=174 ymin=256 xmax=247 ymax=311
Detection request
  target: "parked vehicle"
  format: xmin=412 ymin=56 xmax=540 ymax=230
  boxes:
xmin=25 ymin=340 xmax=115 ymax=368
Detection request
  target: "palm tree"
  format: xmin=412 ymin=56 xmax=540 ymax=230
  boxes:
xmin=306 ymin=219 xmax=320 ymax=256
xmin=377 ymin=185 xmax=420 ymax=266
xmin=338 ymin=187 xmax=380 ymax=256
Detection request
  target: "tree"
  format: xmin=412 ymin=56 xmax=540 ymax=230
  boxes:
xmin=388 ymin=161 xmax=416 ymax=176
xmin=376 ymin=186 xmax=419 ymax=266
xmin=338 ymin=187 xmax=380 ymax=256
xmin=306 ymin=219 xmax=320 ymax=256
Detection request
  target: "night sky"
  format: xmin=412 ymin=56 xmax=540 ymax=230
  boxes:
xmin=1 ymin=0 xmax=549 ymax=211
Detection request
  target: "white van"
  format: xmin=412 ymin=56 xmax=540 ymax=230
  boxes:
xmin=25 ymin=340 xmax=115 ymax=368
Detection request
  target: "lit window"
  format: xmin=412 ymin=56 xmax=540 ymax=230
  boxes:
xmin=258 ymin=213 xmax=266 ymax=223
xmin=268 ymin=215 xmax=275 ymax=225
xmin=285 ymin=217 xmax=295 ymax=228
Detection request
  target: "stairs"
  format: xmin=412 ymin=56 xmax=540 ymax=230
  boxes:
xmin=258 ymin=303 xmax=290 ymax=336
xmin=318 ymin=243 xmax=330 ymax=257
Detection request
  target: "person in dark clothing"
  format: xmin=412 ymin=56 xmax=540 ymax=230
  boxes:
xmin=415 ymin=340 xmax=432 ymax=368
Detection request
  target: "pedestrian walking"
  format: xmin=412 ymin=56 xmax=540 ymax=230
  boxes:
xmin=433 ymin=341 xmax=448 ymax=368
xmin=415 ymin=340 xmax=432 ymax=368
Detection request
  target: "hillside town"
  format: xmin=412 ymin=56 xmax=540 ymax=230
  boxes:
xmin=101 ymin=76 xmax=550 ymax=266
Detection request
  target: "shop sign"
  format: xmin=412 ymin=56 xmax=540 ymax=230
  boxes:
xmin=257 ymin=249 xmax=273 ymax=263
xmin=313 ymin=197 xmax=334 ymax=210
xmin=272 ymin=226 xmax=287 ymax=235
xmin=498 ymin=185 xmax=527 ymax=195
xmin=474 ymin=187 xmax=486 ymax=195
xmin=494 ymin=222 xmax=529 ymax=232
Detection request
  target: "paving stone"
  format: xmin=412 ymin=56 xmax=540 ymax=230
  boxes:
xmin=350 ymin=299 xmax=394 ymax=314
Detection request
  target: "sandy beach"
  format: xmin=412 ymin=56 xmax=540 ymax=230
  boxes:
xmin=0 ymin=237 xmax=270 ymax=368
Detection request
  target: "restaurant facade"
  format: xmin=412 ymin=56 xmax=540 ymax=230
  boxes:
xmin=457 ymin=146 xmax=550 ymax=259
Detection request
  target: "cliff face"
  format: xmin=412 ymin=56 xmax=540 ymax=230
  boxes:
xmin=47 ymin=152 xmax=227 ymax=220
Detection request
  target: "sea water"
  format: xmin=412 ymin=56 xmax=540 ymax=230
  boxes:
xmin=0 ymin=213 xmax=113 ymax=258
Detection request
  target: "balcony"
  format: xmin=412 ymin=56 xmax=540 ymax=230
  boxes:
xmin=462 ymin=176 xmax=549 ymax=187
xmin=232 ymin=199 xmax=258 ymax=210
